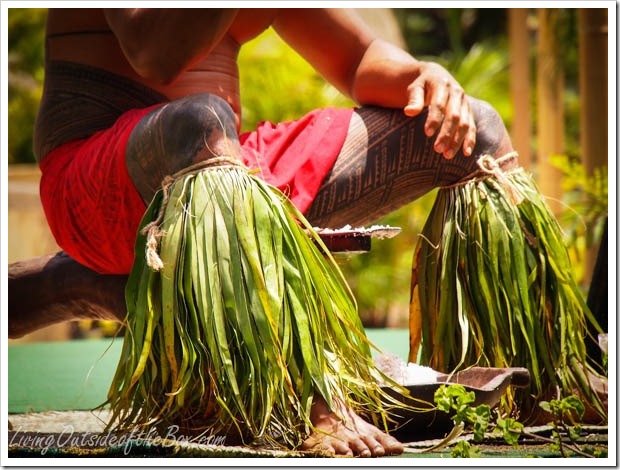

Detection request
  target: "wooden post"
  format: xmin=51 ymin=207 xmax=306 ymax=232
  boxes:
xmin=536 ymin=8 xmax=565 ymax=215
xmin=579 ymin=9 xmax=608 ymax=355
xmin=578 ymin=8 xmax=608 ymax=283
xmin=579 ymin=9 xmax=608 ymax=175
xmin=508 ymin=8 xmax=532 ymax=170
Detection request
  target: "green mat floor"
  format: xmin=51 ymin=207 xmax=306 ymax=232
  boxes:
xmin=7 ymin=329 xmax=609 ymax=459
xmin=8 ymin=328 xmax=409 ymax=414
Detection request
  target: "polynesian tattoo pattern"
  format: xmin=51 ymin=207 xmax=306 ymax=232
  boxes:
xmin=305 ymin=101 xmax=510 ymax=227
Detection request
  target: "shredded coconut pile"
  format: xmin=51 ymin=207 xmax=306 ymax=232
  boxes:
xmin=374 ymin=353 xmax=440 ymax=386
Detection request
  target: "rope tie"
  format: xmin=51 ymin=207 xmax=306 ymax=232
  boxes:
xmin=142 ymin=156 xmax=245 ymax=271
xmin=476 ymin=151 xmax=524 ymax=205
xmin=440 ymin=151 xmax=524 ymax=205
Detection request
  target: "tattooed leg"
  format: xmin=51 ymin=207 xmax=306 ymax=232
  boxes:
xmin=306 ymin=97 xmax=516 ymax=227
xmin=9 ymin=252 xmax=127 ymax=338
xmin=126 ymin=93 xmax=242 ymax=203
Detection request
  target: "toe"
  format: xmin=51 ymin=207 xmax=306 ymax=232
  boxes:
xmin=382 ymin=436 xmax=404 ymax=455
xmin=331 ymin=439 xmax=354 ymax=457
xmin=349 ymin=438 xmax=372 ymax=457
xmin=361 ymin=435 xmax=386 ymax=457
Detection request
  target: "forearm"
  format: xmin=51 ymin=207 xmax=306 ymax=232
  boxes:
xmin=104 ymin=8 xmax=239 ymax=83
xmin=351 ymin=38 xmax=476 ymax=158
xmin=351 ymin=38 xmax=422 ymax=108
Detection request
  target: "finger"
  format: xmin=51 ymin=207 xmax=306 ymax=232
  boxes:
xmin=404 ymin=83 xmax=425 ymax=117
xmin=443 ymin=95 xmax=472 ymax=158
xmin=425 ymin=84 xmax=448 ymax=137
xmin=433 ymin=124 xmax=452 ymax=157
xmin=433 ymin=94 xmax=462 ymax=158
xmin=463 ymin=113 xmax=477 ymax=156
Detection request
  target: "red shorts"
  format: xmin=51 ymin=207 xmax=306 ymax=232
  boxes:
xmin=39 ymin=106 xmax=353 ymax=274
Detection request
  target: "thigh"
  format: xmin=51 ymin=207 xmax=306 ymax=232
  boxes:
xmin=306 ymin=98 xmax=514 ymax=227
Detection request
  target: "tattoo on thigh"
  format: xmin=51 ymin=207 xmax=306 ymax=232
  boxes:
xmin=306 ymin=106 xmax=498 ymax=227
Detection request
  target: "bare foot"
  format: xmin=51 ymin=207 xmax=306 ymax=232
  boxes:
xmin=301 ymin=396 xmax=404 ymax=457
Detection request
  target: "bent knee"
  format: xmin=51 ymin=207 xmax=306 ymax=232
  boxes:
xmin=157 ymin=93 xmax=239 ymax=156
xmin=469 ymin=97 xmax=513 ymax=158
xmin=126 ymin=93 xmax=242 ymax=201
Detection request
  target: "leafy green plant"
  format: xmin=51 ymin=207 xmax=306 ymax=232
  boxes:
xmin=539 ymin=395 xmax=607 ymax=458
xmin=494 ymin=416 xmax=523 ymax=446
xmin=434 ymin=384 xmax=606 ymax=458
xmin=450 ymin=440 xmax=478 ymax=458
xmin=434 ymin=384 xmax=520 ymax=457
xmin=435 ymin=384 xmax=490 ymax=443
xmin=539 ymin=395 xmax=592 ymax=458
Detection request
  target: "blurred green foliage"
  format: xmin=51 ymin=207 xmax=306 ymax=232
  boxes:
xmin=8 ymin=8 xmax=46 ymax=164
xmin=394 ymin=8 xmax=508 ymax=59
xmin=238 ymin=30 xmax=354 ymax=132
xmin=550 ymin=153 xmax=608 ymax=283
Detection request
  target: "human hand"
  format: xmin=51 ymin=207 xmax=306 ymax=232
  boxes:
xmin=403 ymin=61 xmax=476 ymax=159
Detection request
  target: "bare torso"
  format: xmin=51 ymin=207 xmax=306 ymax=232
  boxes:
xmin=35 ymin=9 xmax=277 ymax=161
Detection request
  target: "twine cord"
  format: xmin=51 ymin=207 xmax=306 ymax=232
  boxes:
xmin=476 ymin=151 xmax=524 ymax=205
xmin=142 ymin=156 xmax=245 ymax=271
xmin=440 ymin=151 xmax=524 ymax=205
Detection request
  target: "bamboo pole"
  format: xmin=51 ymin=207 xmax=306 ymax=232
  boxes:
xmin=578 ymin=9 xmax=608 ymax=175
xmin=578 ymin=8 xmax=608 ymax=283
xmin=535 ymin=9 xmax=564 ymax=215
xmin=508 ymin=8 xmax=532 ymax=170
